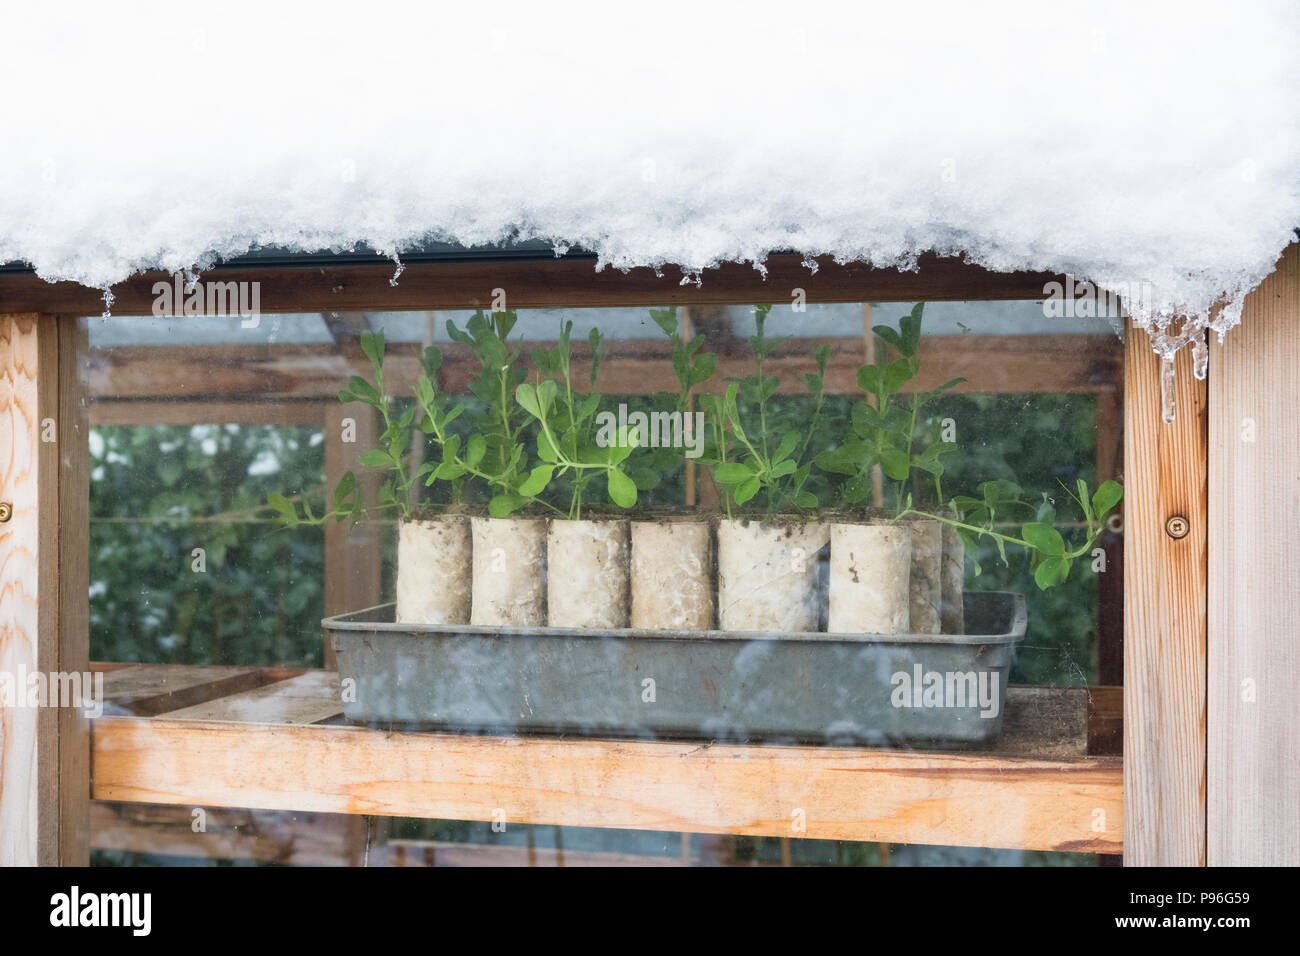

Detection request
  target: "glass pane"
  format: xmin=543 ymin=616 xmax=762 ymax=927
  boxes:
xmin=87 ymin=297 xmax=1123 ymax=866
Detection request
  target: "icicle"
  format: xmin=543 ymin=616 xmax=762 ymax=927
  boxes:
xmin=100 ymin=287 xmax=115 ymax=319
xmin=1192 ymin=336 xmax=1208 ymax=380
xmin=389 ymin=253 xmax=404 ymax=287
xmin=1160 ymin=354 xmax=1176 ymax=424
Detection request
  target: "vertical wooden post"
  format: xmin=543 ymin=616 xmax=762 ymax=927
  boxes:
xmin=0 ymin=314 xmax=89 ymax=866
xmin=1208 ymin=243 xmax=1300 ymax=865
xmin=681 ymin=307 xmax=696 ymax=508
xmin=58 ymin=317 xmax=90 ymax=865
xmin=1094 ymin=387 xmax=1125 ymax=686
xmin=860 ymin=303 xmax=885 ymax=509
xmin=322 ymin=404 xmax=383 ymax=668
xmin=1123 ymin=321 xmax=1207 ymax=866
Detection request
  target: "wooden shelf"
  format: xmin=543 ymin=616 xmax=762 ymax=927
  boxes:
xmin=90 ymin=663 xmax=1123 ymax=854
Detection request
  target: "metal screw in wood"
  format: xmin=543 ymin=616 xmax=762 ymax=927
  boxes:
xmin=1165 ymin=515 xmax=1189 ymax=539
xmin=0 ymin=502 xmax=11 ymax=523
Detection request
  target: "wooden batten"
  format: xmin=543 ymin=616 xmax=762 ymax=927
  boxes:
xmin=0 ymin=314 xmax=89 ymax=865
xmin=1122 ymin=321 xmax=1208 ymax=866
xmin=1208 ymin=243 xmax=1300 ymax=865
xmin=0 ymin=253 xmax=1063 ymax=316
xmin=87 ymin=334 xmax=1121 ymax=405
xmin=322 ymin=404 xmax=383 ymax=668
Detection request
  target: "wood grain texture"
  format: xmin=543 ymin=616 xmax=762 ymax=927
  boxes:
xmin=0 ymin=314 xmax=58 ymax=865
xmin=90 ymin=334 xmax=1121 ymax=402
xmin=91 ymin=800 xmax=375 ymax=867
xmin=57 ymin=317 xmax=90 ymax=864
xmin=90 ymin=717 xmax=1121 ymax=852
xmin=101 ymin=664 xmax=281 ymax=717
xmin=90 ymin=400 xmax=325 ymax=426
xmin=87 ymin=665 xmax=1121 ymax=851
xmin=322 ymin=405 xmax=383 ymax=668
xmin=1208 ymin=243 xmax=1300 ymax=866
xmin=89 ymin=671 xmax=1122 ymax=854
xmin=159 ymin=672 xmax=341 ymax=724
xmin=1123 ymin=321 xmax=1207 ymax=866
xmin=0 ymin=253 xmax=1064 ymax=316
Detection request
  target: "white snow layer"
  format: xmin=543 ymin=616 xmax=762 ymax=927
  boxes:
xmin=2 ymin=1 xmax=1298 ymax=371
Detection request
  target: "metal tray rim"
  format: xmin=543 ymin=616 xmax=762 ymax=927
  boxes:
xmin=323 ymin=591 xmax=1027 ymax=647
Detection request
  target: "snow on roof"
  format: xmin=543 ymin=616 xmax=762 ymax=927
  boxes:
xmin=3 ymin=1 xmax=1298 ymax=382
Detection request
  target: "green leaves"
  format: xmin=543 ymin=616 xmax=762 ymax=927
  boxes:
xmin=771 ymin=430 xmax=797 ymax=462
xmin=901 ymin=474 xmax=1126 ymax=591
xmin=1021 ymin=522 xmax=1066 ymax=556
xmin=879 ymin=448 xmax=911 ymax=481
xmin=650 ymin=307 xmax=678 ymax=337
xmin=267 ymin=492 xmax=298 ymax=525
xmin=883 ymin=359 xmax=917 ymax=396
xmin=518 ymin=465 xmax=554 ymax=497
xmin=836 ymin=303 xmax=969 ymax=515
xmin=1034 ymin=556 xmax=1071 ymax=590
xmin=512 ymin=320 xmax=653 ymax=516
xmin=898 ymin=302 xmax=923 ymax=357
xmin=331 ymin=471 xmax=356 ymax=512
xmin=691 ymin=351 xmax=718 ymax=386
xmin=360 ymin=329 xmax=385 ymax=372
xmin=607 ymin=468 xmax=637 ymax=508
xmin=515 ymin=381 xmax=558 ymax=421
xmin=1092 ymin=479 xmax=1123 ymax=519
xmin=346 ymin=375 xmax=379 ymax=405
xmin=488 ymin=493 xmax=527 ymax=518
xmin=856 ymin=364 xmax=883 ymax=397
xmin=713 ymin=462 xmax=754 ymax=484
xmin=704 ymin=306 xmax=834 ymax=515
xmin=465 ymin=434 xmax=486 ymax=469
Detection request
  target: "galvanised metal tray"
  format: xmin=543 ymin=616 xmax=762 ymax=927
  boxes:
xmin=325 ymin=591 xmax=1026 ymax=746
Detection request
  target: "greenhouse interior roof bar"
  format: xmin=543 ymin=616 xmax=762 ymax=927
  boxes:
xmin=0 ymin=1 xmax=1298 ymax=875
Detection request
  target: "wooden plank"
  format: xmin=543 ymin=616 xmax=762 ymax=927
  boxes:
xmin=0 ymin=314 xmax=87 ymax=864
xmin=90 ymin=716 xmax=1121 ymax=853
xmin=322 ymin=405 xmax=383 ymax=669
xmin=57 ymin=316 xmax=91 ymax=865
xmin=90 ymin=334 xmax=1121 ymax=402
xmin=1208 ymin=243 xmax=1300 ymax=865
xmin=90 ymin=400 xmax=325 ymax=426
xmin=101 ymin=664 xmax=277 ymax=717
xmin=379 ymin=839 xmax=692 ymax=867
xmin=0 ymin=313 xmax=59 ymax=865
xmin=1087 ymin=685 xmax=1124 ymax=758
xmin=89 ymin=801 xmax=704 ymax=866
xmin=997 ymin=686 xmax=1089 ymax=758
xmin=0 ymin=253 xmax=1065 ymax=316
xmin=1123 ymin=321 xmax=1207 ymax=866
xmin=108 ymin=664 xmax=1099 ymax=759
xmin=160 ymin=672 xmax=341 ymax=724
xmin=90 ymin=800 xmax=375 ymax=866
xmin=1094 ymin=387 xmax=1125 ymax=686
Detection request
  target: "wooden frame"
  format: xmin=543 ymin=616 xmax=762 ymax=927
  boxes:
xmin=89 ymin=665 xmax=1122 ymax=854
xmin=0 ymin=253 xmax=1058 ymax=315
xmin=1208 ymin=244 xmax=1300 ymax=865
xmin=0 ymin=314 xmax=89 ymax=865
xmin=1123 ymin=323 xmax=1207 ymax=866
xmin=7 ymin=245 xmax=1295 ymax=866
